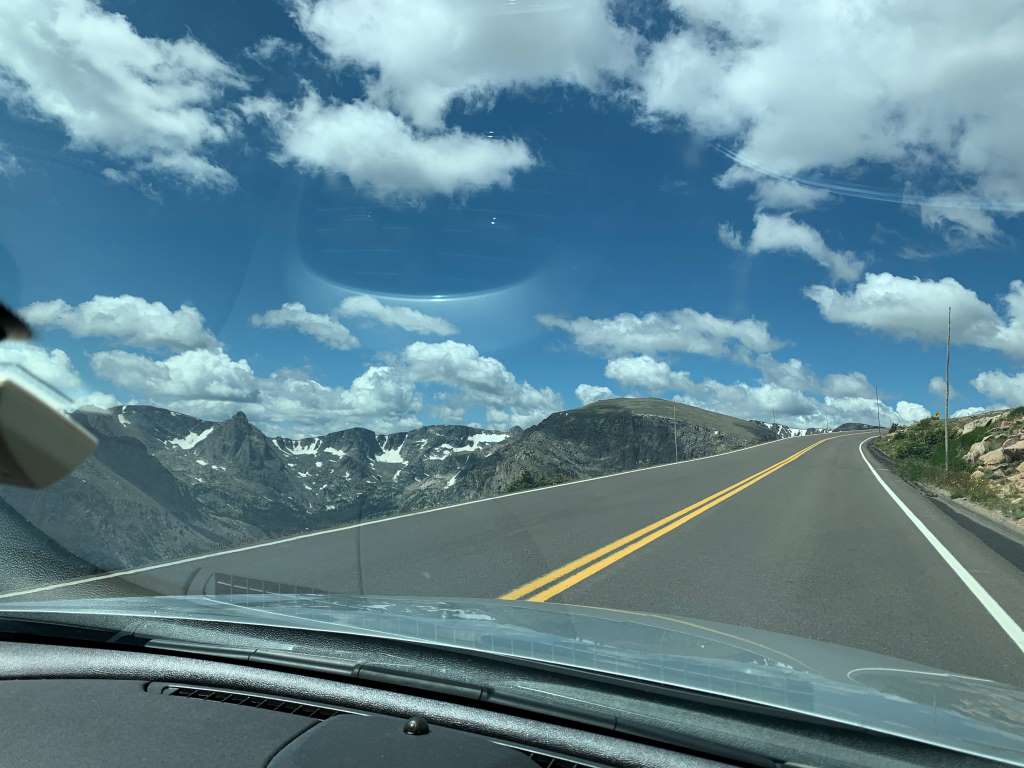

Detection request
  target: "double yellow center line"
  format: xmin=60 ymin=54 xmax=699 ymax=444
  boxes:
xmin=500 ymin=438 xmax=831 ymax=603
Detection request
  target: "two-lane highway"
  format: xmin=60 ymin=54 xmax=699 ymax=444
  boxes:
xmin=6 ymin=431 xmax=1024 ymax=685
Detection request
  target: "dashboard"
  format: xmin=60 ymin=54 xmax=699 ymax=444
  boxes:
xmin=0 ymin=640 xmax=714 ymax=768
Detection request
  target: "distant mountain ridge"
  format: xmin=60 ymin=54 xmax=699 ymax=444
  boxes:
xmin=0 ymin=397 xmax=818 ymax=573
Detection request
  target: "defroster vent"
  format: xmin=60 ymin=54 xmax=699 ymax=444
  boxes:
xmin=153 ymin=684 xmax=343 ymax=720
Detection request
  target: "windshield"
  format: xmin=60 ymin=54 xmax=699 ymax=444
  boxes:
xmin=2 ymin=0 xmax=1024 ymax=763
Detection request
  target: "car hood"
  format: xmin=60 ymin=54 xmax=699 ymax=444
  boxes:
xmin=2 ymin=592 xmax=1024 ymax=765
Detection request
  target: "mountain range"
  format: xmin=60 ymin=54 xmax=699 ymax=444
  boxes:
xmin=1 ymin=397 xmax=821 ymax=574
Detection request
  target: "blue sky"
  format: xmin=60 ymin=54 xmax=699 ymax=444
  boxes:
xmin=1 ymin=0 xmax=1022 ymax=436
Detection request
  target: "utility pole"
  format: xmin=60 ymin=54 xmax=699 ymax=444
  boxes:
xmin=875 ymin=384 xmax=881 ymax=438
xmin=945 ymin=306 xmax=951 ymax=474
xmin=673 ymin=401 xmax=678 ymax=462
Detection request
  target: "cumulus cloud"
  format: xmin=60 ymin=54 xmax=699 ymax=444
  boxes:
xmin=242 ymin=92 xmax=534 ymax=200
xmin=952 ymin=406 xmax=990 ymax=418
xmin=21 ymin=295 xmax=218 ymax=351
xmin=76 ymin=333 xmax=557 ymax=433
xmin=336 ymin=294 xmax=456 ymax=336
xmin=0 ymin=0 xmax=245 ymax=188
xmin=589 ymin=349 xmax=924 ymax=429
xmin=537 ymin=307 xmax=779 ymax=360
xmin=251 ymin=302 xmax=359 ymax=350
xmin=604 ymin=355 xmax=693 ymax=391
xmin=157 ymin=365 xmax=423 ymax=436
xmin=0 ymin=342 xmax=116 ymax=410
xmin=575 ymin=383 xmax=614 ymax=405
xmin=403 ymin=340 xmax=561 ymax=428
xmin=290 ymin=0 xmax=638 ymax=130
xmin=805 ymin=273 xmax=1024 ymax=357
xmin=755 ymin=355 xmax=816 ymax=391
xmin=91 ymin=348 xmax=259 ymax=402
xmin=639 ymin=1 xmax=1024 ymax=214
xmin=971 ymin=370 xmax=1024 ymax=406
xmin=692 ymin=379 xmax=820 ymax=420
xmin=745 ymin=179 xmax=831 ymax=211
xmin=897 ymin=399 xmax=929 ymax=423
xmin=895 ymin=401 xmax=931 ymax=424
xmin=822 ymin=371 xmax=873 ymax=399
xmin=747 ymin=213 xmax=864 ymax=282
xmin=717 ymin=222 xmax=744 ymax=251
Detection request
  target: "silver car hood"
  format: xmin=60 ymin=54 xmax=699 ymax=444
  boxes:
xmin=2 ymin=593 xmax=1023 ymax=765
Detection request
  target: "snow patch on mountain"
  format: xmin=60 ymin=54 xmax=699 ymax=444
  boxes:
xmin=275 ymin=437 xmax=323 ymax=456
xmin=376 ymin=436 xmax=408 ymax=464
xmin=168 ymin=427 xmax=214 ymax=450
xmin=452 ymin=432 xmax=509 ymax=452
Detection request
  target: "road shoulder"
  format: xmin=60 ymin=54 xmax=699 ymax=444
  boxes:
xmin=859 ymin=437 xmax=1024 ymax=658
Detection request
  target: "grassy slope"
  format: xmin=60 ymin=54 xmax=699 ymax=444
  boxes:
xmin=582 ymin=397 xmax=776 ymax=442
xmin=877 ymin=413 xmax=1024 ymax=520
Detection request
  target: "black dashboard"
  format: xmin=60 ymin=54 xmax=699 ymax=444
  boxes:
xmin=0 ymin=677 xmax=615 ymax=767
xmin=0 ymin=635 xmax=1005 ymax=768
xmin=0 ymin=640 xmax=711 ymax=768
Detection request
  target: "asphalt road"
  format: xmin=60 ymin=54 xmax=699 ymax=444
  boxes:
xmin=8 ymin=432 xmax=1024 ymax=685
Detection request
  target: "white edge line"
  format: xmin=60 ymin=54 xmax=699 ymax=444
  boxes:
xmin=858 ymin=437 xmax=1024 ymax=656
xmin=0 ymin=432 xmax=854 ymax=601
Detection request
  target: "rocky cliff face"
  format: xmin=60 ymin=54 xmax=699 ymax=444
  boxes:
xmin=962 ymin=409 xmax=1024 ymax=508
xmin=0 ymin=398 xmax=784 ymax=572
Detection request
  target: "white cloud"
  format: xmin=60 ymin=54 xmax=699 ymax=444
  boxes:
xmin=806 ymin=273 xmax=1024 ymax=357
xmin=755 ymin=355 xmax=816 ymax=391
xmin=952 ymin=406 xmax=989 ymax=418
xmin=250 ymin=365 xmax=421 ymax=435
xmin=91 ymin=348 xmax=259 ymax=402
xmin=242 ymin=92 xmax=534 ymax=200
xmin=0 ymin=143 xmax=20 ymax=176
xmin=895 ymin=401 xmax=931 ymax=424
xmin=75 ymin=334 xmax=555 ymax=433
xmin=21 ymin=295 xmax=218 ymax=351
xmin=920 ymin=193 xmax=1000 ymax=246
xmin=639 ymin=1 xmax=1024 ymax=215
xmin=747 ymin=213 xmax=864 ymax=282
xmin=101 ymin=167 xmax=161 ymax=201
xmin=290 ymin=0 xmax=638 ymax=129
xmin=592 ymin=349 xmax=926 ymax=429
xmin=575 ymin=383 xmax=614 ymax=405
xmin=403 ymin=340 xmax=560 ymax=428
xmin=605 ymin=355 xmax=693 ymax=391
xmin=0 ymin=342 xmax=115 ymax=410
xmin=601 ymin=354 xmax=819 ymax=423
xmin=971 ymin=370 xmax=1024 ymax=406
xmin=251 ymin=302 xmax=359 ymax=350
xmin=822 ymin=372 xmax=873 ymax=398
xmin=245 ymin=36 xmax=302 ymax=63
xmin=158 ymin=365 xmax=423 ymax=436
xmin=717 ymin=222 xmax=744 ymax=251
xmin=537 ymin=307 xmax=779 ymax=359
xmin=928 ymin=376 xmax=955 ymax=399
xmin=747 ymin=179 xmax=831 ymax=210
xmin=336 ymin=294 xmax=456 ymax=336
xmin=0 ymin=0 xmax=245 ymax=188
xmin=690 ymin=379 xmax=820 ymax=420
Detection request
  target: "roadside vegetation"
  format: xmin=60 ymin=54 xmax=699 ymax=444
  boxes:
xmin=877 ymin=411 xmax=1024 ymax=522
